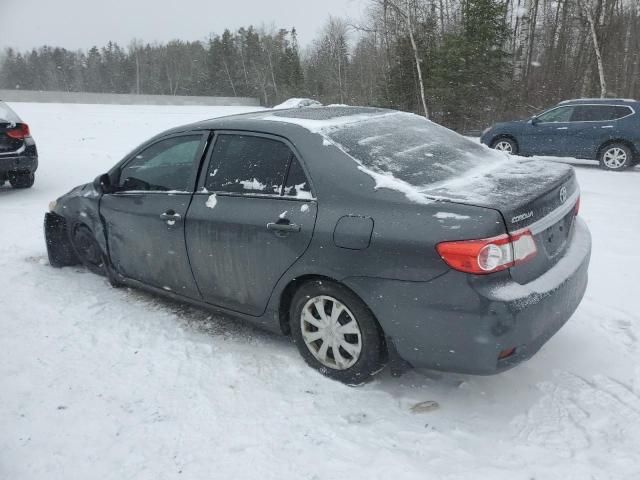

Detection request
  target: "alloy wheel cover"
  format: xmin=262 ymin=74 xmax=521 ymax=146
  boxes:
xmin=300 ymin=295 xmax=363 ymax=370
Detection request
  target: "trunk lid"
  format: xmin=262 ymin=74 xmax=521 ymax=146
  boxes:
xmin=422 ymin=159 xmax=579 ymax=283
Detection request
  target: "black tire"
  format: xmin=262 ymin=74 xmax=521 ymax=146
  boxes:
xmin=290 ymin=280 xmax=386 ymax=385
xmin=490 ymin=136 xmax=518 ymax=155
xmin=10 ymin=173 xmax=35 ymax=189
xmin=71 ymin=224 xmax=122 ymax=287
xmin=45 ymin=214 xmax=80 ymax=268
xmin=599 ymin=143 xmax=633 ymax=171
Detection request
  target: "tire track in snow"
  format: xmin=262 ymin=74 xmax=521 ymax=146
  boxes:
xmin=512 ymin=370 xmax=640 ymax=467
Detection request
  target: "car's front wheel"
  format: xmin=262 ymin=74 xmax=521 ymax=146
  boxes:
xmin=490 ymin=137 xmax=518 ymax=155
xmin=71 ymin=224 xmax=122 ymax=287
xmin=599 ymin=143 xmax=633 ymax=171
xmin=290 ymin=280 xmax=386 ymax=385
xmin=72 ymin=225 xmax=107 ymax=275
xmin=10 ymin=172 xmax=35 ymax=188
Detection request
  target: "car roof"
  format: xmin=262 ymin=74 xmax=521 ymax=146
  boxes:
xmin=558 ymin=98 xmax=639 ymax=106
xmin=163 ymin=106 xmax=395 ymax=137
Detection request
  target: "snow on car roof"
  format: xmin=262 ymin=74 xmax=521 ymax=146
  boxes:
xmin=272 ymin=98 xmax=323 ymax=109
xmin=262 ymin=106 xmax=394 ymax=132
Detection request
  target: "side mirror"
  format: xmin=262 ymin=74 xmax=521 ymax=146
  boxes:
xmin=93 ymin=173 xmax=114 ymax=194
xmin=530 ymin=116 xmax=539 ymax=126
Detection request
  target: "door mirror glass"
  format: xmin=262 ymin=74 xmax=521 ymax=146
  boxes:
xmin=93 ymin=173 xmax=113 ymax=194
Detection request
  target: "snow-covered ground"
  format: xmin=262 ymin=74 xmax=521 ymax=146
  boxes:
xmin=1 ymin=103 xmax=639 ymax=480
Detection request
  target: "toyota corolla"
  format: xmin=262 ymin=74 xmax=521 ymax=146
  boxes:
xmin=45 ymin=107 xmax=591 ymax=384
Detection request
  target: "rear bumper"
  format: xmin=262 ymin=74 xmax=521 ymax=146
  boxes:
xmin=344 ymin=218 xmax=591 ymax=375
xmin=0 ymin=154 xmax=38 ymax=175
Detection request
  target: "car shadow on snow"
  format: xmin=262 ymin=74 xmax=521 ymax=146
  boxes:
xmin=39 ymin=252 xmax=576 ymax=407
xmin=102 ymin=278 xmax=540 ymax=397
xmin=0 ymin=183 xmax=25 ymax=196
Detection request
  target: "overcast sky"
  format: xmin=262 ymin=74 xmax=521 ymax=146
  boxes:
xmin=0 ymin=0 xmax=366 ymax=52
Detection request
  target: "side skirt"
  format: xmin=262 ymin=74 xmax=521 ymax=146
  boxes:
xmin=114 ymin=273 xmax=284 ymax=335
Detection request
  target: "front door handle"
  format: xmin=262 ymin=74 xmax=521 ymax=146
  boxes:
xmin=267 ymin=222 xmax=301 ymax=233
xmin=556 ymin=127 xmax=569 ymax=130
xmin=160 ymin=211 xmax=182 ymax=223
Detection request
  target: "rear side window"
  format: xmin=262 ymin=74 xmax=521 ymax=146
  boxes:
xmin=609 ymin=106 xmax=634 ymax=119
xmin=118 ymin=135 xmax=203 ymax=192
xmin=284 ymin=159 xmax=313 ymax=199
xmin=570 ymin=105 xmax=634 ymax=122
xmin=206 ymin=134 xmax=294 ymax=195
xmin=537 ymin=106 xmax=574 ymax=123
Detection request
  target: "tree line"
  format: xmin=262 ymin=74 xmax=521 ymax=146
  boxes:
xmin=1 ymin=0 xmax=638 ymax=131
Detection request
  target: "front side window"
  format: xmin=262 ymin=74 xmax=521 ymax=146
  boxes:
xmin=118 ymin=135 xmax=203 ymax=192
xmin=206 ymin=134 xmax=294 ymax=195
xmin=537 ymin=106 xmax=574 ymax=123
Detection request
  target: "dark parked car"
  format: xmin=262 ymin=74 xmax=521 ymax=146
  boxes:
xmin=0 ymin=101 xmax=38 ymax=188
xmin=45 ymin=107 xmax=591 ymax=384
xmin=481 ymin=98 xmax=640 ymax=171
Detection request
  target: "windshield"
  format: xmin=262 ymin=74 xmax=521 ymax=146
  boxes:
xmin=327 ymin=112 xmax=506 ymax=187
xmin=0 ymin=101 xmax=20 ymax=124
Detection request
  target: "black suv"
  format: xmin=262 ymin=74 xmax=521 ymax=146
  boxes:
xmin=481 ymin=99 xmax=640 ymax=171
xmin=0 ymin=101 xmax=38 ymax=188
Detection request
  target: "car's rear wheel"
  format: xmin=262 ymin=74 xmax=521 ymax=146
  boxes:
xmin=290 ymin=280 xmax=386 ymax=385
xmin=10 ymin=173 xmax=35 ymax=189
xmin=491 ymin=137 xmax=518 ymax=155
xmin=599 ymin=143 xmax=633 ymax=171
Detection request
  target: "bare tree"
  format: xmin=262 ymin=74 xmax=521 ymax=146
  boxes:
xmin=382 ymin=0 xmax=430 ymax=118
xmin=578 ymin=0 xmax=607 ymax=97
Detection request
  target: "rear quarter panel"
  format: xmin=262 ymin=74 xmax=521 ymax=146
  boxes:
xmin=263 ymin=128 xmax=509 ymax=312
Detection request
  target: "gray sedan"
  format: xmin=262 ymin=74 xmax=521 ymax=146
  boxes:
xmin=45 ymin=107 xmax=591 ymax=384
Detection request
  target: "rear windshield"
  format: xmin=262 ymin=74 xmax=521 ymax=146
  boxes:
xmin=0 ymin=101 xmax=20 ymax=124
xmin=326 ymin=112 xmax=504 ymax=186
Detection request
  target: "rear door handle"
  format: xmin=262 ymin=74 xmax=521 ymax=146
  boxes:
xmin=556 ymin=127 xmax=569 ymax=130
xmin=267 ymin=222 xmax=301 ymax=233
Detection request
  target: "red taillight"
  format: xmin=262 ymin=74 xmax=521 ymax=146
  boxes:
xmin=574 ymin=197 xmax=580 ymax=216
xmin=436 ymin=229 xmax=537 ymax=275
xmin=6 ymin=123 xmax=30 ymax=140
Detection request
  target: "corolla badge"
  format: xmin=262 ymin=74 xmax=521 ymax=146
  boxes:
xmin=511 ymin=211 xmax=534 ymax=224
xmin=560 ymin=186 xmax=568 ymax=204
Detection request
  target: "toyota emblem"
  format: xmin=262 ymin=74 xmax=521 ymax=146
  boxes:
xmin=559 ymin=186 xmax=568 ymax=204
